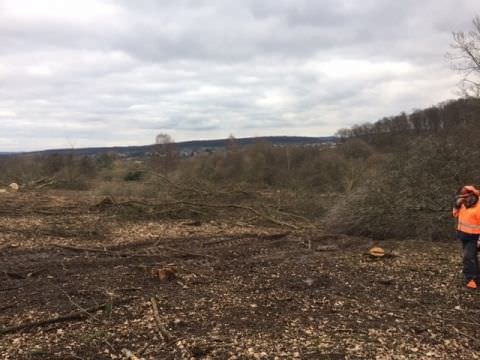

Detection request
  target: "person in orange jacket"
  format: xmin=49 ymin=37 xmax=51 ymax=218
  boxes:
xmin=453 ymin=185 xmax=480 ymax=289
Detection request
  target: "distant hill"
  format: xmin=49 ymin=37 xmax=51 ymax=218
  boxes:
xmin=4 ymin=136 xmax=336 ymax=158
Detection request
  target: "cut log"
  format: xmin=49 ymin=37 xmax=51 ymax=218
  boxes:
xmin=0 ymin=297 xmax=136 ymax=336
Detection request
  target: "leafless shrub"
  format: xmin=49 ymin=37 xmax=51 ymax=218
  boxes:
xmin=175 ymin=142 xmax=367 ymax=193
xmin=325 ymin=136 xmax=480 ymax=239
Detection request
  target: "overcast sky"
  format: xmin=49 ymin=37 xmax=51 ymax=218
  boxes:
xmin=0 ymin=0 xmax=477 ymax=151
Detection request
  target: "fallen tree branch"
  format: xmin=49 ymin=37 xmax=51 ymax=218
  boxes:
xmin=271 ymin=208 xmax=316 ymax=226
xmin=0 ymin=286 xmax=24 ymax=292
xmin=2 ymin=268 xmax=46 ymax=280
xmin=3 ymin=271 xmax=26 ymax=280
xmin=25 ymin=176 xmax=58 ymax=190
xmin=154 ymin=243 xmax=218 ymax=260
xmin=52 ymin=244 xmax=108 ymax=253
xmin=0 ymin=297 xmax=136 ymax=336
xmin=150 ymin=297 xmax=173 ymax=342
xmin=53 ymin=242 xmax=215 ymax=260
xmin=202 ymin=232 xmax=289 ymax=247
xmin=206 ymin=203 xmax=299 ymax=229
xmin=95 ymin=197 xmax=302 ymax=229
xmin=53 ymin=282 xmax=101 ymax=323
xmin=172 ymin=201 xmax=300 ymax=229
xmin=0 ymin=304 xmax=15 ymax=312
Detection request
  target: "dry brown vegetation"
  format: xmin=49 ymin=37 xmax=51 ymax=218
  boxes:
xmin=3 ymin=106 xmax=480 ymax=358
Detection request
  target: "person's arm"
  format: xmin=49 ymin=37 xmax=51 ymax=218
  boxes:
xmin=453 ymin=196 xmax=463 ymax=217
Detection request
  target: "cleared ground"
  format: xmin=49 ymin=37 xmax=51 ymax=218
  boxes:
xmin=0 ymin=192 xmax=479 ymax=359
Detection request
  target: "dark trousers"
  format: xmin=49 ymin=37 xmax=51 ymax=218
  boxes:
xmin=457 ymin=231 xmax=480 ymax=282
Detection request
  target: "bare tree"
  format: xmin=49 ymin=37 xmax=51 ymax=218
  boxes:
xmin=448 ymin=16 xmax=480 ymax=96
xmin=155 ymin=133 xmax=173 ymax=145
xmin=226 ymin=134 xmax=237 ymax=152
xmin=153 ymin=133 xmax=177 ymax=173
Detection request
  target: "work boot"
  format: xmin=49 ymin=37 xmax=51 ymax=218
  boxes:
xmin=466 ymin=279 xmax=478 ymax=289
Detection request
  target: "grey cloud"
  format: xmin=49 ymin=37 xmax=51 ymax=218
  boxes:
xmin=0 ymin=0 xmax=474 ymax=151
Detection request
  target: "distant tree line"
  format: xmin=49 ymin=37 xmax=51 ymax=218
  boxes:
xmin=336 ymin=98 xmax=480 ymax=148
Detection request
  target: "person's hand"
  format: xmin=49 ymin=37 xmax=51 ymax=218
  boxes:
xmin=455 ymin=196 xmax=464 ymax=209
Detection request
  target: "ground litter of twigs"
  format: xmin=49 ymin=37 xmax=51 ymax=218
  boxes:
xmin=1 ymin=191 xmax=480 ymax=359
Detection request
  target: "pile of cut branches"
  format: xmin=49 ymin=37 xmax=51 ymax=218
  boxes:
xmin=91 ymin=172 xmax=319 ymax=230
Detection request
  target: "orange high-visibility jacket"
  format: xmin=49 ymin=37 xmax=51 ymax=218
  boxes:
xmin=453 ymin=203 xmax=480 ymax=234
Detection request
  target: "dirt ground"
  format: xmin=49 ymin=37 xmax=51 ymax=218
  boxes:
xmin=1 ymin=192 xmax=480 ymax=359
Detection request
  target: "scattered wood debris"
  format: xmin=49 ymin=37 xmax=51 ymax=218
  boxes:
xmin=150 ymin=266 xmax=177 ymax=283
xmin=0 ymin=191 xmax=474 ymax=359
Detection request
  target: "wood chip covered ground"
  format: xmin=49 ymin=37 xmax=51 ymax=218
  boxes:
xmin=1 ymin=191 xmax=479 ymax=359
